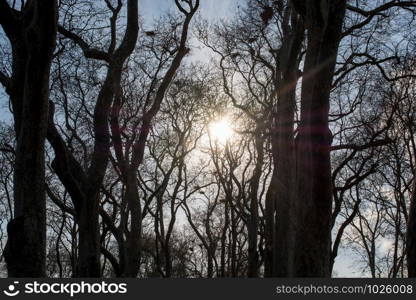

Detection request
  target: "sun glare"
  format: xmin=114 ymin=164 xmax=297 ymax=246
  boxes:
xmin=208 ymin=117 xmax=234 ymax=144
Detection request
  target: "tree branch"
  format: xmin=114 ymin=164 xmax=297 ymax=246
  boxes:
xmin=45 ymin=184 xmax=76 ymax=216
xmin=113 ymin=0 xmax=139 ymax=62
xmin=47 ymin=101 xmax=88 ymax=215
xmin=0 ymin=0 xmax=20 ymax=38
xmin=330 ymin=138 xmax=392 ymax=151
xmin=58 ymin=25 xmax=111 ymax=62
xmin=0 ymin=70 xmax=11 ymax=92
xmin=343 ymin=1 xmax=416 ymax=37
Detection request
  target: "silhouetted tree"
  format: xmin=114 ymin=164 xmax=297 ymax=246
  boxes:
xmin=0 ymin=0 xmax=57 ymax=277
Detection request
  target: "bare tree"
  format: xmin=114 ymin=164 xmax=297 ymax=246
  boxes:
xmin=0 ymin=0 xmax=57 ymax=277
xmin=46 ymin=0 xmax=139 ymax=277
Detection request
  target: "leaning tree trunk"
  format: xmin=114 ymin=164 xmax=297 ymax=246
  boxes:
xmin=291 ymin=0 xmax=346 ymax=277
xmin=1 ymin=0 xmax=57 ymax=277
xmin=106 ymin=0 xmax=199 ymax=278
xmin=122 ymin=168 xmax=142 ymax=277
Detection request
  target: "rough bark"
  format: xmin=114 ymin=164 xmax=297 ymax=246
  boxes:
xmin=263 ymin=3 xmax=304 ymax=277
xmin=291 ymin=0 xmax=346 ymax=277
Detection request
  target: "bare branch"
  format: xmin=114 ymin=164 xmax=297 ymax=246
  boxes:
xmin=58 ymin=25 xmax=111 ymax=62
xmin=0 ymin=0 xmax=20 ymax=38
xmin=331 ymin=138 xmax=393 ymax=152
xmin=343 ymin=1 xmax=416 ymax=37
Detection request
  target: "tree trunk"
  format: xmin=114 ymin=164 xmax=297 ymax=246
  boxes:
xmin=272 ymin=11 xmax=304 ymax=277
xmin=265 ymin=6 xmax=304 ymax=277
xmin=77 ymin=191 xmax=101 ymax=277
xmin=46 ymin=0 xmax=139 ymax=277
xmin=407 ymin=179 xmax=416 ymax=277
xmin=247 ymin=133 xmax=264 ymax=277
xmin=291 ymin=0 xmax=346 ymax=277
xmin=264 ymin=170 xmax=276 ymax=277
xmin=122 ymin=169 xmax=142 ymax=277
xmin=2 ymin=0 xmax=57 ymax=277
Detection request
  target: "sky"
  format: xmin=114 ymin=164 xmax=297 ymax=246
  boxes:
xmin=141 ymin=0 xmax=238 ymax=21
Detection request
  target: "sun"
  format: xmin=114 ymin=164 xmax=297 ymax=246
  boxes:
xmin=208 ymin=117 xmax=234 ymax=144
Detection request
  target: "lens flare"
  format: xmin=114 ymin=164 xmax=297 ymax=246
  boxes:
xmin=208 ymin=117 xmax=233 ymax=144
